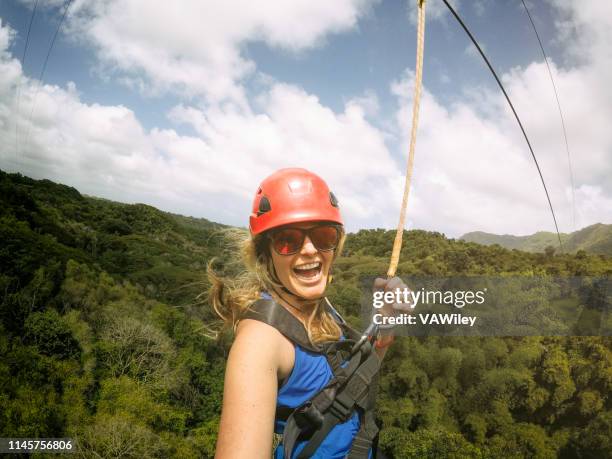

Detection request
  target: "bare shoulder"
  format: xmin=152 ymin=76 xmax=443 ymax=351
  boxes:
xmin=233 ymin=318 xmax=294 ymax=380
xmin=235 ymin=317 xmax=285 ymax=344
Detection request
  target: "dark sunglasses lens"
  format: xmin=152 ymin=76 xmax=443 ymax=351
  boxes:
xmin=273 ymin=229 xmax=304 ymax=255
xmin=310 ymin=226 xmax=339 ymax=251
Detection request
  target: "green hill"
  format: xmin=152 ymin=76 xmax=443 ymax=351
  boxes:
xmin=461 ymin=223 xmax=612 ymax=255
xmin=1 ymin=169 xmax=611 ymax=458
xmin=566 ymin=223 xmax=612 ymax=254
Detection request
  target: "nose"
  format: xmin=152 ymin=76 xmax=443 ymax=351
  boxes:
xmin=300 ymin=235 xmax=318 ymax=255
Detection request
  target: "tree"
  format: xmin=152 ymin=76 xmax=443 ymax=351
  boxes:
xmin=97 ymin=316 xmax=177 ymax=388
xmin=23 ymin=309 xmax=81 ymax=359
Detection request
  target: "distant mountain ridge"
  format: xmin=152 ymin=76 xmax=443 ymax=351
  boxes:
xmin=460 ymin=223 xmax=612 ymax=255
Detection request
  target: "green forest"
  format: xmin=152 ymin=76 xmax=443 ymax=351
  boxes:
xmin=1 ymin=170 xmax=610 ymax=458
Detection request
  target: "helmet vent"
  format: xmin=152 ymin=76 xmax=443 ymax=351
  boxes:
xmin=257 ymin=196 xmax=272 ymax=216
xmin=329 ymin=192 xmax=339 ymax=208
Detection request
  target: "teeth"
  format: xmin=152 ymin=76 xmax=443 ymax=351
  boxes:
xmin=295 ymin=262 xmax=321 ymax=271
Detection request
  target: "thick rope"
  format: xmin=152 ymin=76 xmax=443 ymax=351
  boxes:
xmin=387 ymin=0 xmax=426 ymax=278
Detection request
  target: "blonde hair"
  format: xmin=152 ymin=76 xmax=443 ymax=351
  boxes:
xmin=208 ymin=227 xmax=346 ymax=344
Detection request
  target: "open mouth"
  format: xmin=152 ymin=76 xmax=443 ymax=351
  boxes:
xmin=293 ymin=261 xmax=322 ymax=280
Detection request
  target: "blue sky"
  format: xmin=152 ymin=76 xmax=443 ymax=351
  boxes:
xmin=0 ymin=0 xmax=610 ymax=237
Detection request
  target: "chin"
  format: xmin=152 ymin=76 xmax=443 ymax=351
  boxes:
xmin=290 ymin=281 xmax=327 ymax=300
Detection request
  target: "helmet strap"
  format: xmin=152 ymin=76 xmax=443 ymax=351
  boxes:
xmin=271 ymin=285 xmax=324 ymax=319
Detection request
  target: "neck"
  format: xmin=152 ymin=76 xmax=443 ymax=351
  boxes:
xmin=271 ymin=287 xmax=320 ymax=322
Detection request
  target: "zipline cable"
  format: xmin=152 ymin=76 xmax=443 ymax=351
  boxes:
xmin=15 ymin=0 xmax=39 ymax=158
xmin=442 ymin=0 xmax=564 ymax=250
xmin=23 ymin=0 xmax=73 ymax=153
xmin=387 ymin=0 xmax=427 ymax=278
xmin=521 ymin=0 xmax=575 ymax=233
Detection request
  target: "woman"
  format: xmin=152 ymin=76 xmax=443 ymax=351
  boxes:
xmin=211 ymin=168 xmax=397 ymax=458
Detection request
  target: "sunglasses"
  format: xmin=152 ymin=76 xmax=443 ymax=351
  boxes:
xmin=269 ymin=224 xmax=342 ymax=256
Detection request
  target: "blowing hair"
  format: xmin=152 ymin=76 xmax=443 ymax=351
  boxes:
xmin=208 ymin=227 xmax=345 ymax=344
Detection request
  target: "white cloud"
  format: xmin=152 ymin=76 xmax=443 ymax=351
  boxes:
xmin=548 ymin=0 xmax=612 ymax=66
xmin=64 ymin=0 xmax=377 ymax=104
xmin=165 ymin=83 xmax=401 ymax=227
xmin=391 ymin=72 xmax=545 ymax=236
xmin=389 ymin=0 xmax=612 ymax=237
xmin=346 ymin=90 xmax=380 ymax=119
xmin=574 ymin=185 xmax=612 ymax=227
xmin=0 ymin=18 xmax=399 ymax=231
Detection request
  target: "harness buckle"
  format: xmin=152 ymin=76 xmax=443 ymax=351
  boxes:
xmin=294 ymin=401 xmax=324 ymax=429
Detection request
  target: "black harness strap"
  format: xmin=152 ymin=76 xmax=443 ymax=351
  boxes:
xmin=348 ymin=410 xmax=379 ymax=459
xmin=345 ymin=362 xmax=380 ymax=459
xmin=242 ymin=299 xmax=319 ymax=352
xmin=349 ymin=363 xmax=380 ymax=458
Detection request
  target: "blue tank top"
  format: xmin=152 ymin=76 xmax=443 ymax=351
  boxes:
xmin=259 ymin=293 xmax=369 ymax=458
xmin=274 ymin=344 xmax=362 ymax=458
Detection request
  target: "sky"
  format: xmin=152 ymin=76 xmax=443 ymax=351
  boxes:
xmin=0 ymin=0 xmax=611 ymax=238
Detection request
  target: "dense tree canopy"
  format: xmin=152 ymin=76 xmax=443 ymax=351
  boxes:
xmin=0 ymin=170 xmax=610 ymax=458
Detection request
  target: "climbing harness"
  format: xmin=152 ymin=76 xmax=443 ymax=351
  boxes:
xmin=242 ymin=298 xmax=381 ymax=459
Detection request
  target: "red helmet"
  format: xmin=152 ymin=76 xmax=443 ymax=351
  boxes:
xmin=249 ymin=168 xmax=343 ymax=235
